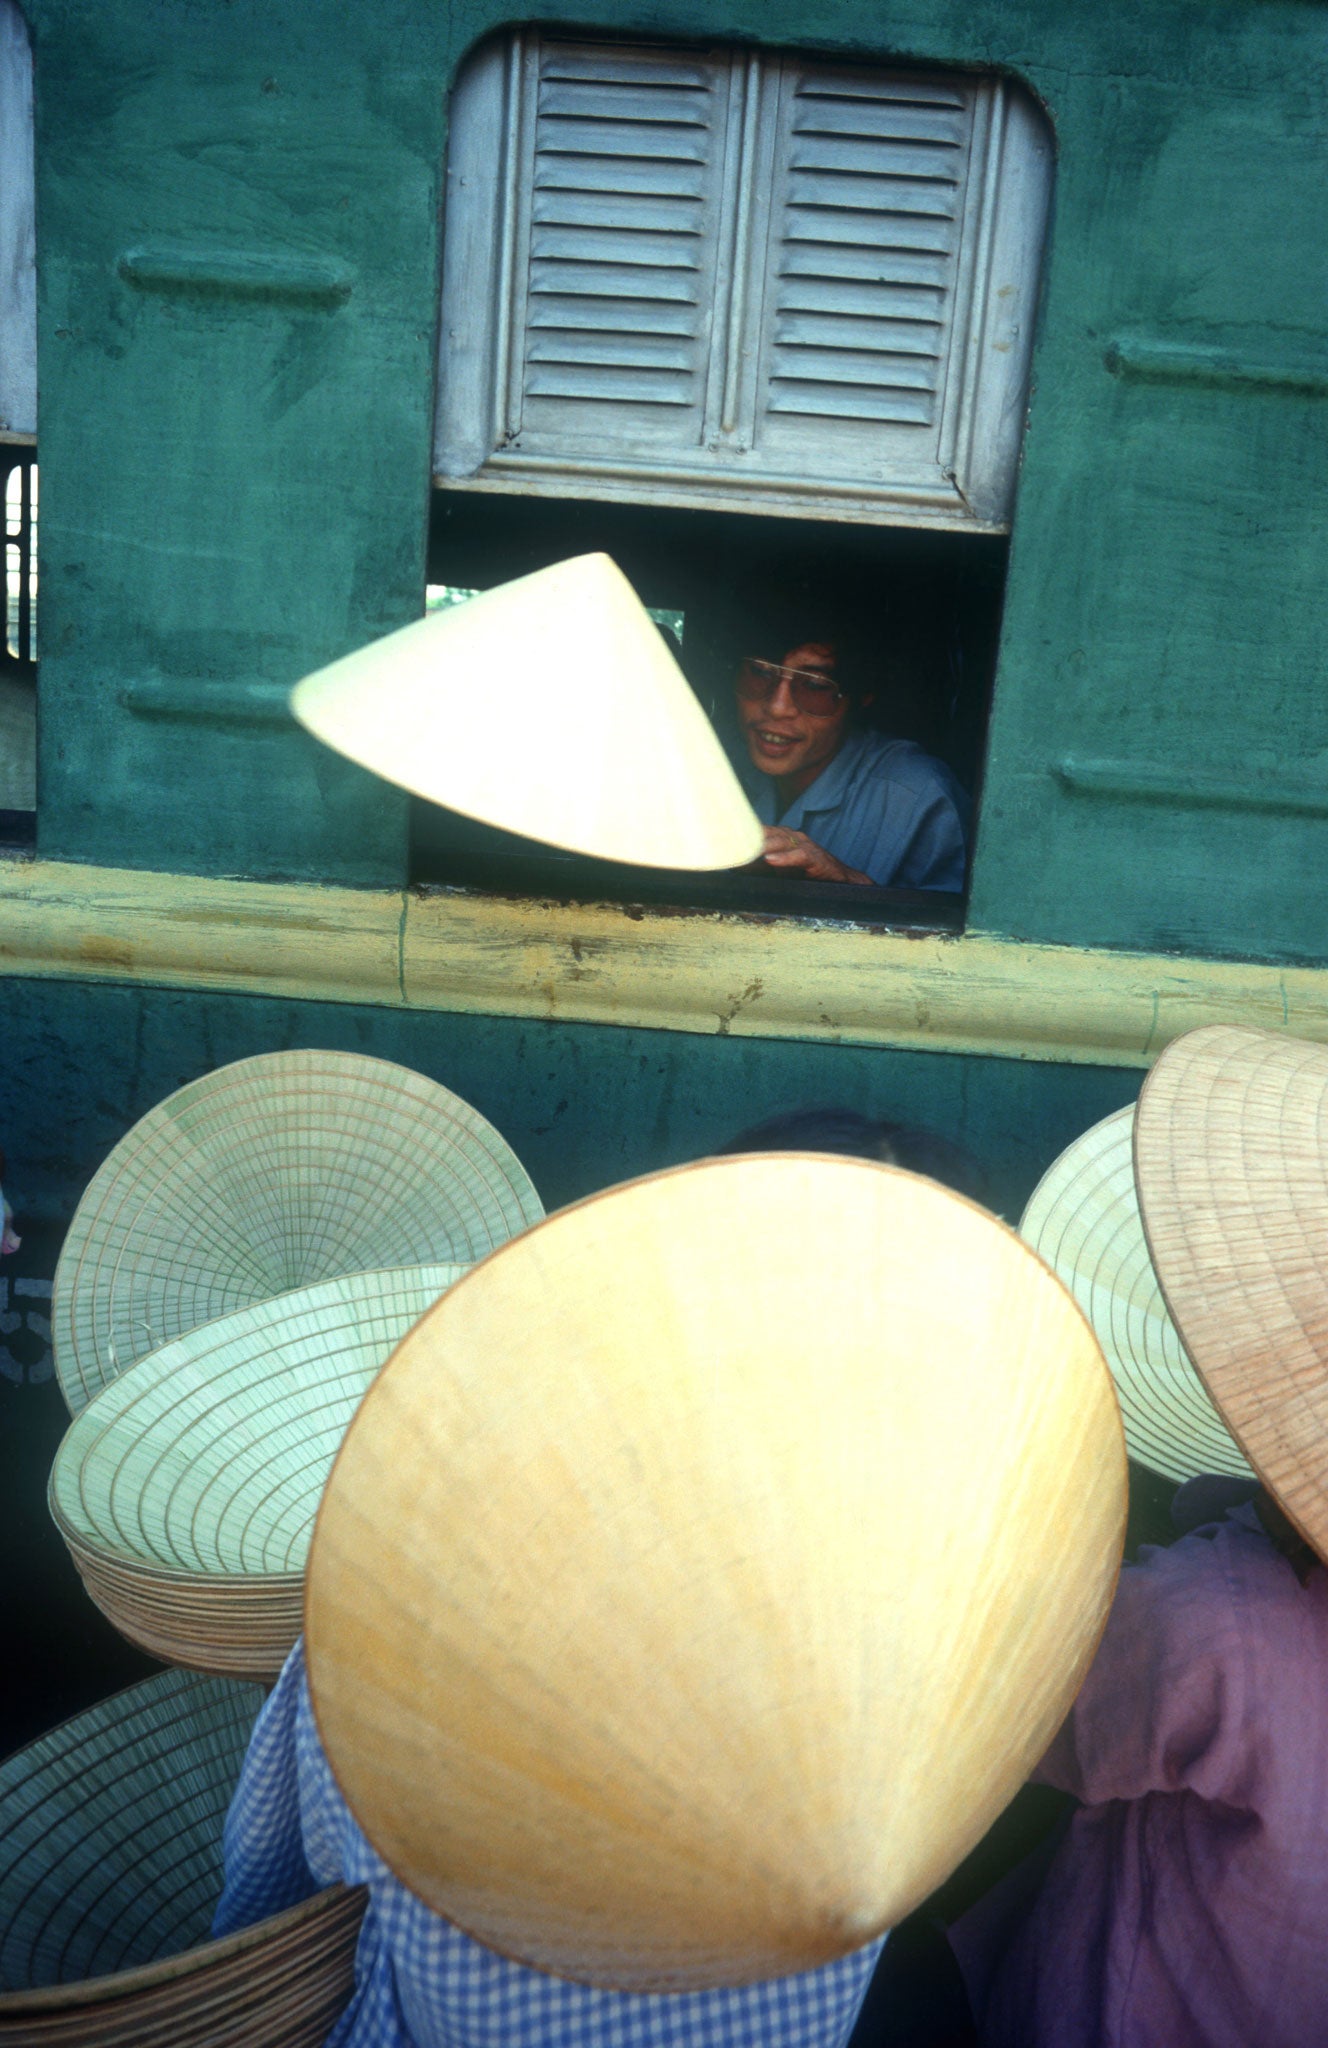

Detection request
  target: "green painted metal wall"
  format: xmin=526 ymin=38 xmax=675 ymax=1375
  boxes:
xmin=6 ymin=973 xmax=1139 ymax=1230
xmin=21 ymin=0 xmax=1328 ymax=963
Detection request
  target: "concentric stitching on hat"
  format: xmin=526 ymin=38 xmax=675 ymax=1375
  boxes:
xmin=1022 ymin=1105 xmax=1248 ymax=1483
xmin=52 ymin=1053 xmax=541 ymax=1413
xmin=1136 ymin=1027 xmax=1328 ymax=1542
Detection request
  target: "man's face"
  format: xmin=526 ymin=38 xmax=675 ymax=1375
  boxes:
xmin=735 ymin=641 xmax=853 ymax=795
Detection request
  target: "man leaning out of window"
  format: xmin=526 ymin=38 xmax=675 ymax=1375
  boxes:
xmin=731 ymin=636 xmax=968 ymax=890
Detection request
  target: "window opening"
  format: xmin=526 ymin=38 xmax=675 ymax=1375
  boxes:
xmin=414 ymin=487 xmax=996 ymax=923
xmin=427 ymin=580 xmax=684 ymax=645
xmin=422 ymin=30 xmax=1049 ymax=922
xmin=1 ymin=452 xmax=35 ymax=836
xmin=5 ymin=457 xmax=35 ymax=663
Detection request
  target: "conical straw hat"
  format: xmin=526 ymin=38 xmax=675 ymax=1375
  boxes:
xmin=1134 ymin=1024 xmax=1328 ymax=1560
xmin=0 ymin=1887 xmax=363 ymax=2047
xmin=1021 ymin=1106 xmax=1251 ymax=1483
xmin=307 ymin=1154 xmax=1126 ymax=1993
xmin=0 ymin=1669 xmax=363 ymax=2044
xmin=0 ymin=1670 xmax=261 ymax=1991
xmin=290 ymin=553 xmax=764 ymax=870
xmin=49 ymin=1264 xmax=467 ymax=1679
xmin=52 ymin=1050 xmax=542 ymax=1414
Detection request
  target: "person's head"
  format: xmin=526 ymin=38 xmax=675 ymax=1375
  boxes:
xmin=733 ymin=638 xmax=873 ymax=796
xmin=718 ymin=1106 xmax=989 ymax=1207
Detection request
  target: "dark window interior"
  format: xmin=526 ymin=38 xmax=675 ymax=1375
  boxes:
xmin=1 ymin=449 xmax=36 ymax=849
xmin=414 ymin=489 xmax=1006 ymax=924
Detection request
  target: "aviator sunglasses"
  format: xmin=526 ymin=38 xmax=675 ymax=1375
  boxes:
xmin=735 ymin=657 xmax=846 ymax=717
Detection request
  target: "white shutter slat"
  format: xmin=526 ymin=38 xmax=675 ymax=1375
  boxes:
xmin=535 ymin=158 xmax=706 ymax=198
xmin=782 ymin=209 xmax=957 ymax=251
xmin=768 ymin=385 xmax=935 ymax=424
xmin=787 ymin=136 xmax=963 ymax=178
xmin=778 ymin=280 xmax=955 ymax=323
xmin=537 ymin=51 xmax=721 ymax=92
xmin=532 ymin=191 xmax=705 ymax=232
xmin=529 ymin=228 xmax=703 ymax=269
xmin=791 ymin=99 xmax=968 ymax=142
xmin=527 ymin=333 xmax=695 ymax=369
xmin=785 ymin=169 xmax=962 ymax=212
xmin=776 ymin=311 xmax=941 ymax=355
xmin=790 ymin=75 xmax=966 ymax=107
xmin=779 ymin=246 xmax=951 ymax=287
xmin=528 ymin=298 xmax=696 ymax=335
xmin=533 ymin=116 xmax=713 ymax=164
xmin=528 ymin=263 xmax=701 ymax=303
xmin=770 ymin=346 xmax=938 ymax=388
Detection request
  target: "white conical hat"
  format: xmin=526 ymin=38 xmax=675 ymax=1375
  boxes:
xmin=290 ymin=553 xmax=763 ymax=870
xmin=51 ymin=1049 xmax=542 ymax=1415
xmin=307 ymin=1154 xmax=1126 ymax=1993
xmin=1020 ymin=1104 xmax=1251 ymax=1483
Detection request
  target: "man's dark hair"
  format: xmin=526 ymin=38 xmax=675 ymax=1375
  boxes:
xmin=718 ymin=1106 xmax=989 ymax=1207
xmin=757 ymin=631 xmax=876 ymax=707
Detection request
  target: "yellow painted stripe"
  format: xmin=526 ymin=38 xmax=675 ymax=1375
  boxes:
xmin=0 ymin=857 xmax=1320 ymax=1069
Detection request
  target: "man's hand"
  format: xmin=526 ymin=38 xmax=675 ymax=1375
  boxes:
xmin=760 ymin=826 xmax=872 ymax=885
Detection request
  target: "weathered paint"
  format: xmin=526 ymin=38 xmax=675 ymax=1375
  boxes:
xmin=1 ymin=856 xmax=1324 ymax=1069
xmin=3 ymin=971 xmax=1141 ymax=1233
xmin=14 ymin=0 xmax=1328 ymax=970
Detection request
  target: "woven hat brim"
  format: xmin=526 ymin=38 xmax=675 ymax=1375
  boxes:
xmin=1020 ymin=1105 xmax=1251 ymax=1483
xmin=308 ymin=1154 xmax=1126 ymax=1992
xmin=49 ymin=1264 xmax=466 ymax=1679
xmin=0 ymin=1670 xmax=262 ymax=1994
xmin=1135 ymin=1024 xmax=1328 ymax=1558
xmin=52 ymin=1050 xmax=542 ymax=1414
xmin=0 ymin=1669 xmax=360 ymax=2040
xmin=0 ymin=1889 xmax=363 ymax=2045
xmin=291 ymin=553 xmax=765 ymax=872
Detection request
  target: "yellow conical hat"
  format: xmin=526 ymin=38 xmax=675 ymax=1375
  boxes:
xmin=307 ymin=1155 xmax=1126 ymax=1993
xmin=291 ymin=554 xmax=763 ymax=870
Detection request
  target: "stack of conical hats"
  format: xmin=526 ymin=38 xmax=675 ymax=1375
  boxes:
xmin=1021 ymin=1023 xmax=1328 ymax=1525
xmin=0 ymin=1668 xmax=365 ymax=2044
xmin=48 ymin=1051 xmax=543 ymax=1680
xmin=49 ymin=1264 xmax=469 ymax=1679
xmin=307 ymin=1153 xmax=1128 ymax=1992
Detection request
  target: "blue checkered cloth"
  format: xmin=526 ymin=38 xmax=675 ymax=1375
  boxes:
xmin=214 ymin=1640 xmax=884 ymax=2047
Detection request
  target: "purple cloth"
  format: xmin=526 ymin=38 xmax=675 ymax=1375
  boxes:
xmin=952 ymin=1506 xmax=1328 ymax=2048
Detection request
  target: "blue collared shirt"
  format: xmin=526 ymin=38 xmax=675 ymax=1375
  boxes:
xmin=738 ymin=729 xmax=968 ymax=891
xmin=214 ymin=1641 xmax=884 ymax=2048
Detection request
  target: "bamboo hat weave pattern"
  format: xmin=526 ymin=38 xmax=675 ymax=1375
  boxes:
xmin=52 ymin=1050 xmax=542 ymax=1414
xmin=1134 ymin=1024 xmax=1328 ymax=1561
xmin=308 ymin=1155 xmax=1127 ymax=1994
xmin=1020 ymin=1106 xmax=1251 ymax=1483
xmin=49 ymin=1264 xmax=467 ymax=1681
xmin=290 ymin=553 xmax=764 ymax=870
xmin=0 ymin=1668 xmax=364 ymax=2045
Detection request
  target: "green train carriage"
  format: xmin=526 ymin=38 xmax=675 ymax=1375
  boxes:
xmin=0 ymin=0 xmax=1322 ymax=1315
xmin=0 ymin=0 xmax=1324 ymax=1951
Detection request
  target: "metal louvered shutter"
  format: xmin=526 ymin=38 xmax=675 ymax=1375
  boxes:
xmin=434 ymin=33 xmax=1052 ymax=532
xmin=514 ymin=40 xmax=732 ymax=451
